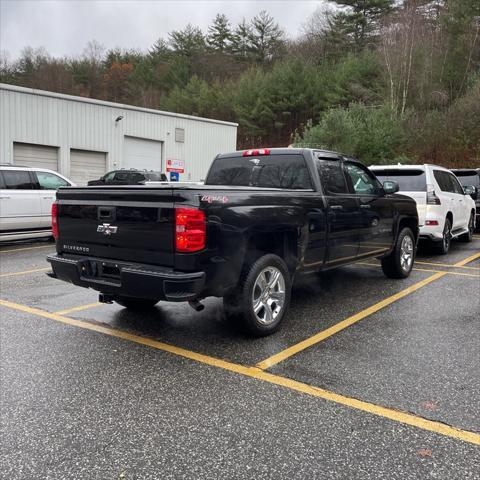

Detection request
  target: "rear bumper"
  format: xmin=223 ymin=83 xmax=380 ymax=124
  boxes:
xmin=419 ymin=223 xmax=444 ymax=241
xmin=47 ymin=254 xmax=205 ymax=302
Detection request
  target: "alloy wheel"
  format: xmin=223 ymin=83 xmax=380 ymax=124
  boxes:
xmin=400 ymin=234 xmax=414 ymax=272
xmin=252 ymin=267 xmax=286 ymax=325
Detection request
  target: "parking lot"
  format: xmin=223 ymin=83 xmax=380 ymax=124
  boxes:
xmin=1 ymin=237 xmax=479 ymax=479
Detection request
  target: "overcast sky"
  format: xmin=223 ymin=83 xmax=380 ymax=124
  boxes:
xmin=1 ymin=0 xmax=326 ymax=60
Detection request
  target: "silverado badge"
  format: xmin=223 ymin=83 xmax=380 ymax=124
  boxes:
xmin=97 ymin=223 xmax=118 ymax=236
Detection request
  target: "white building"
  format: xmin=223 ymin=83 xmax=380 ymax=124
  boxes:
xmin=0 ymin=83 xmax=237 ymax=184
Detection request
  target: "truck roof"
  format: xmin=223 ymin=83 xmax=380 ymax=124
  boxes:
xmin=217 ymin=147 xmax=348 ymax=159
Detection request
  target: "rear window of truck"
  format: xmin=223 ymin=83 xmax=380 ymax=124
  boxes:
xmin=205 ymin=154 xmax=312 ymax=189
xmin=372 ymin=169 xmax=426 ymax=192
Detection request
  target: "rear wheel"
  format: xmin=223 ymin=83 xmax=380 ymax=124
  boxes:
xmin=223 ymin=254 xmax=291 ymax=337
xmin=459 ymin=212 xmax=474 ymax=242
xmin=433 ymin=218 xmax=452 ymax=254
xmin=381 ymin=227 xmax=415 ymax=279
xmin=114 ymin=296 xmax=159 ymax=310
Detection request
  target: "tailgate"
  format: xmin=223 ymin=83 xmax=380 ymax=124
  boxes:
xmin=56 ymin=187 xmax=175 ymax=266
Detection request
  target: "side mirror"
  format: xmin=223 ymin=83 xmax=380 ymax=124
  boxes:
xmin=383 ymin=180 xmax=399 ymax=194
xmin=463 ymin=185 xmax=478 ymax=200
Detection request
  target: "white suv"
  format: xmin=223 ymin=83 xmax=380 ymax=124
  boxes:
xmin=0 ymin=165 xmax=75 ymax=242
xmin=370 ymin=164 xmax=476 ymax=254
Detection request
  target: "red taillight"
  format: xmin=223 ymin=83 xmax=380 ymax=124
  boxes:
xmin=175 ymin=208 xmax=206 ymax=252
xmin=425 ymin=220 xmax=439 ymax=226
xmin=51 ymin=201 xmax=59 ymax=240
xmin=426 ymin=184 xmax=441 ymax=205
xmin=242 ymin=148 xmax=270 ymax=156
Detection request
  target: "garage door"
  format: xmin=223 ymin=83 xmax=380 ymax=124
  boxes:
xmin=70 ymin=149 xmax=107 ymax=186
xmin=13 ymin=143 xmax=59 ymax=171
xmin=123 ymin=137 xmax=162 ymax=171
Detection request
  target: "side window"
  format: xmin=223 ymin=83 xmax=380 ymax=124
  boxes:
xmin=130 ymin=173 xmax=145 ymax=183
xmin=434 ymin=171 xmax=453 ymax=193
xmin=345 ymin=163 xmax=380 ymax=195
xmin=316 ymin=159 xmax=348 ymax=194
xmin=103 ymin=171 xmax=116 ymax=182
xmin=2 ymin=170 xmax=34 ymax=189
xmin=448 ymin=173 xmax=464 ymax=195
xmin=36 ymin=171 xmax=69 ymax=190
xmin=113 ymin=172 xmax=129 ymax=182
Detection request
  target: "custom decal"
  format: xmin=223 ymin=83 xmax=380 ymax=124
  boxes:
xmin=201 ymin=195 xmax=229 ymax=204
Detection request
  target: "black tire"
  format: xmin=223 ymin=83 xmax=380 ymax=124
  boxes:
xmin=114 ymin=296 xmax=159 ymax=310
xmin=223 ymin=254 xmax=291 ymax=337
xmin=459 ymin=212 xmax=475 ymax=242
xmin=433 ymin=217 xmax=452 ymax=254
xmin=381 ymin=227 xmax=415 ymax=279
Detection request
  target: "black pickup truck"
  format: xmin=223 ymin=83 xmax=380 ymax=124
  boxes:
xmin=48 ymin=148 xmax=418 ymax=336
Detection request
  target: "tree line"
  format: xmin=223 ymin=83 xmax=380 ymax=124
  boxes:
xmin=1 ymin=1 xmax=479 ymax=166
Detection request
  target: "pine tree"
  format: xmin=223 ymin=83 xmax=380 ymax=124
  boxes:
xmin=327 ymin=0 xmax=395 ymax=50
xmin=230 ymin=19 xmax=252 ymax=58
xmin=207 ymin=14 xmax=233 ymax=51
xmin=248 ymin=11 xmax=286 ymax=63
xmin=168 ymin=24 xmax=206 ymax=57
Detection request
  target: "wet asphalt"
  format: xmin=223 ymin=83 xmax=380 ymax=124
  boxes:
xmin=0 ymin=237 xmax=479 ymax=479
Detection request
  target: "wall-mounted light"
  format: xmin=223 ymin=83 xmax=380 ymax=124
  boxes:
xmin=115 ymin=115 xmax=124 ymax=123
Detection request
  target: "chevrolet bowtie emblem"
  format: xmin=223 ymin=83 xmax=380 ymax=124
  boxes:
xmin=97 ymin=223 xmax=118 ymax=235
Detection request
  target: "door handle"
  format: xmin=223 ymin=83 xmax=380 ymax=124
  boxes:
xmin=360 ymin=204 xmax=371 ymax=209
xmin=0 ymin=196 xmax=11 ymax=199
xmin=42 ymin=196 xmax=54 ymax=199
xmin=330 ymin=205 xmax=343 ymax=210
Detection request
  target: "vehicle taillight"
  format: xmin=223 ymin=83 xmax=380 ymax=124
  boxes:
xmin=51 ymin=201 xmax=59 ymax=240
xmin=242 ymin=148 xmax=270 ymax=156
xmin=175 ymin=208 xmax=206 ymax=252
xmin=426 ymin=184 xmax=441 ymax=205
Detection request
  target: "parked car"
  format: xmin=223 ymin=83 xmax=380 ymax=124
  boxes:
xmin=451 ymin=168 xmax=480 ymax=231
xmin=48 ymin=148 xmax=419 ymax=336
xmin=370 ymin=164 xmax=476 ymax=253
xmin=87 ymin=169 xmax=167 ymax=186
xmin=0 ymin=165 xmax=74 ymax=242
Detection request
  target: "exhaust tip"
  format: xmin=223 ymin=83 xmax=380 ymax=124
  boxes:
xmin=188 ymin=300 xmax=205 ymax=312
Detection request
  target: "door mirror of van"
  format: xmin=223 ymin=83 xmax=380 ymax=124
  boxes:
xmin=463 ymin=185 xmax=478 ymax=200
xmin=383 ymin=180 xmax=399 ymax=194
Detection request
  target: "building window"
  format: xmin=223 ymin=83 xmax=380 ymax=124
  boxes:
xmin=175 ymin=128 xmax=185 ymax=143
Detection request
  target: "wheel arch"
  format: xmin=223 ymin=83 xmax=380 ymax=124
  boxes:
xmin=446 ymin=211 xmax=453 ymax=225
xmin=245 ymin=229 xmax=299 ymax=274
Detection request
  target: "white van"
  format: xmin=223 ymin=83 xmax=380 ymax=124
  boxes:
xmin=0 ymin=165 xmax=75 ymax=242
xmin=370 ymin=164 xmax=476 ymax=254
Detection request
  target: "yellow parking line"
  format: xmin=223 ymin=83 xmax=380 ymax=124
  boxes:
xmin=415 ymin=260 xmax=479 ymax=271
xmin=0 ymin=267 xmax=51 ymax=278
xmin=256 ymin=272 xmax=446 ymax=371
xmin=0 ymin=244 xmax=54 ymax=254
xmin=0 ymin=298 xmax=478 ymax=446
xmin=357 ymin=262 xmax=480 ymax=278
xmin=54 ymin=302 xmax=103 ymax=315
xmin=256 ymin=251 xmax=480 ymax=371
xmin=454 ymin=252 xmax=480 ymax=267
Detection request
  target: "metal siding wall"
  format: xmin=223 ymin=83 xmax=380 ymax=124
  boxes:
xmin=0 ymin=85 xmax=237 ymax=181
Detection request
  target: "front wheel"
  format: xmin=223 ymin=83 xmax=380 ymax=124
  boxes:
xmin=381 ymin=227 xmax=415 ymax=279
xmin=459 ymin=212 xmax=475 ymax=242
xmin=114 ymin=296 xmax=159 ymax=310
xmin=223 ymin=254 xmax=291 ymax=337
